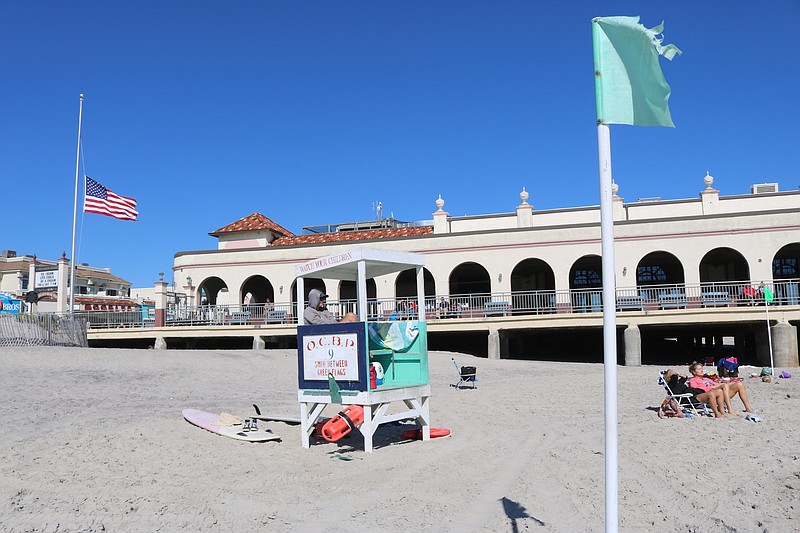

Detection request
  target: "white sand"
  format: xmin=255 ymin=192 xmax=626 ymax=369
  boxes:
xmin=0 ymin=347 xmax=797 ymax=532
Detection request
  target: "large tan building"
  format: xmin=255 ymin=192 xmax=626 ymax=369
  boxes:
xmin=170 ymin=174 xmax=799 ymax=363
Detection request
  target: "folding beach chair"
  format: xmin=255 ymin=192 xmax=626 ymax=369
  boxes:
xmin=451 ymin=358 xmax=477 ymax=389
xmin=658 ymin=370 xmax=710 ymax=417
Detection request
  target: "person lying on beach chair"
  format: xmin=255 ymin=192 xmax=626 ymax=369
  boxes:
xmin=663 ymin=369 xmax=726 ymax=418
xmin=687 ymin=361 xmax=755 ymax=417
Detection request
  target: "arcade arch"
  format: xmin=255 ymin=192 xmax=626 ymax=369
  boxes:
xmin=773 ymin=242 xmax=800 ymax=304
xmin=449 ymin=262 xmax=490 ymax=296
xmin=636 ymin=251 xmax=685 ymax=297
xmin=511 ymin=258 xmax=556 ymax=313
xmin=340 ymin=279 xmax=378 ymax=317
xmin=570 ymin=255 xmax=602 ymax=312
xmin=636 ymin=251 xmax=684 ymax=285
xmin=197 ymin=277 xmax=227 ymax=306
xmin=394 ymin=268 xmax=436 ymax=299
xmin=773 ymin=243 xmax=800 ymax=280
xmin=290 ymin=278 xmax=326 ymax=308
xmin=699 ymin=247 xmax=750 ymax=282
xmin=240 ymin=275 xmax=275 ymax=305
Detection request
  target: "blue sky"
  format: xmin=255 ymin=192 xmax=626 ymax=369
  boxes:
xmin=1 ymin=2 xmax=798 ymax=288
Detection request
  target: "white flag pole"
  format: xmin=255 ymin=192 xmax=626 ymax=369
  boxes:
xmin=765 ymin=296 xmax=775 ymax=377
xmin=597 ymin=123 xmax=618 ymax=533
xmin=69 ymin=94 xmax=84 ymax=314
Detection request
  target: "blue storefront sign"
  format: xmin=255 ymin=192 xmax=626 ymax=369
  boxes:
xmin=0 ymin=293 xmax=22 ymax=316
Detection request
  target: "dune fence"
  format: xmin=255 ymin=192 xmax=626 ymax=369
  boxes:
xmin=0 ymin=314 xmax=88 ymax=347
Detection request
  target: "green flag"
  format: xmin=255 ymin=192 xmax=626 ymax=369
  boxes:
xmin=592 ymin=16 xmax=681 ymax=127
xmin=327 ymin=373 xmax=342 ymax=404
xmin=763 ymin=286 xmax=774 ymax=303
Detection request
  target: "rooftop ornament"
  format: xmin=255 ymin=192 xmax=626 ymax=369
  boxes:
xmin=704 ymin=171 xmax=714 ymax=189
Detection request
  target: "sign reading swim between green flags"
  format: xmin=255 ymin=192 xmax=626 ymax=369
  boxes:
xmin=592 ymin=16 xmax=681 ymax=127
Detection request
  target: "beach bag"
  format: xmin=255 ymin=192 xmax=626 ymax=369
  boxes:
xmin=760 ymin=367 xmax=772 ymax=377
xmin=717 ymin=357 xmax=739 ymax=378
xmin=658 ymin=397 xmax=684 ymax=418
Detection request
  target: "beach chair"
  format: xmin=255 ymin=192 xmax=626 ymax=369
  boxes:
xmin=658 ymin=370 xmax=709 ymax=417
xmin=451 ymin=358 xmax=477 ymax=389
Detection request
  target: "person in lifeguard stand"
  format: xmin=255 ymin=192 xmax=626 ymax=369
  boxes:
xmin=303 ymin=288 xmax=358 ymax=325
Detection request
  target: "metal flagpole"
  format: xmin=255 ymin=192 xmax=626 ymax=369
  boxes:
xmin=69 ymin=94 xmax=84 ymax=314
xmin=597 ymin=123 xmax=618 ymax=533
xmin=765 ymin=295 xmax=775 ymax=377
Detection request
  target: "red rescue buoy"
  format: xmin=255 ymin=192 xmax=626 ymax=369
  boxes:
xmin=314 ymin=417 xmax=331 ymax=440
xmin=321 ymin=405 xmax=365 ymax=442
xmin=401 ymin=427 xmax=451 ymax=440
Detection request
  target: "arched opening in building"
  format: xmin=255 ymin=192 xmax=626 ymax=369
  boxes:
xmin=449 ymin=262 xmax=490 ymax=296
xmin=510 ymin=258 xmax=556 ymax=314
xmin=636 ymin=251 xmax=685 ymax=299
xmin=772 ymin=242 xmax=800 ymax=305
xmin=240 ymin=275 xmax=274 ymax=306
xmin=449 ymin=262 xmax=491 ymax=313
xmin=636 ymin=251 xmax=685 ymax=286
xmin=197 ymin=277 xmax=228 ymax=306
xmin=394 ymin=268 xmax=436 ymax=299
xmin=291 ymin=278 xmax=326 ymax=310
xmin=699 ymin=248 xmax=750 ymax=282
xmin=773 ymin=243 xmax=800 ymax=279
xmin=339 ymin=279 xmax=378 ymax=318
xmin=569 ymin=255 xmax=602 ymax=313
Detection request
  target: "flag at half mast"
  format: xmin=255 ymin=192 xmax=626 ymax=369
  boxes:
xmin=592 ymin=16 xmax=681 ymax=127
xmin=84 ymin=176 xmax=138 ymax=221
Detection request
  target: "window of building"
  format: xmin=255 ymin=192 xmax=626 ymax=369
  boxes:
xmin=637 ymin=265 xmax=667 ymax=284
xmin=773 ymin=257 xmax=798 ymax=278
xmin=572 ymin=269 xmax=601 ymax=287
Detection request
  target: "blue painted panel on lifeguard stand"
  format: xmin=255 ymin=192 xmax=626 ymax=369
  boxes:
xmin=297 ymin=322 xmax=367 ymax=391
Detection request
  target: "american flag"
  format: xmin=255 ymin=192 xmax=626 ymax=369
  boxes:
xmin=84 ymin=176 xmax=138 ymax=221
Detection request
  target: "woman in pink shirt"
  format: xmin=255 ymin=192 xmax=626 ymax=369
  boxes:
xmin=665 ymin=368 xmax=727 ymax=418
xmin=688 ymin=362 xmax=754 ymax=415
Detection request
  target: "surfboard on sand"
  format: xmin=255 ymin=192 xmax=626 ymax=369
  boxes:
xmin=182 ymin=409 xmax=281 ymax=442
xmin=251 ymin=414 xmax=301 ymax=425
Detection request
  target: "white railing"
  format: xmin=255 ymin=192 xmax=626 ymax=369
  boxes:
xmin=81 ymin=279 xmax=800 ymax=329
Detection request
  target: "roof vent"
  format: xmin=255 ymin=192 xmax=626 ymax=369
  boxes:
xmin=751 ymin=183 xmax=778 ymax=194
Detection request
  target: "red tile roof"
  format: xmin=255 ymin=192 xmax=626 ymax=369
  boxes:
xmin=210 ymin=213 xmax=295 ymax=238
xmin=271 ymin=225 xmax=432 ymax=246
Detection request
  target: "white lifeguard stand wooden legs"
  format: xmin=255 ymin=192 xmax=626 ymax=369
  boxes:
xmin=298 ymin=385 xmax=431 ymax=453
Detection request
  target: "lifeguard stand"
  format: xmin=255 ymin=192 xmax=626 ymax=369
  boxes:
xmin=295 ymin=248 xmax=431 ymax=452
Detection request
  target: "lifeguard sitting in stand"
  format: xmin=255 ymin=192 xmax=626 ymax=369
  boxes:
xmin=303 ymin=289 xmax=357 ymax=325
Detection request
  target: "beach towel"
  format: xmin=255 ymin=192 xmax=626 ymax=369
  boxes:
xmin=367 ymin=321 xmax=419 ymax=352
xmin=212 ymin=412 xmax=243 ymax=426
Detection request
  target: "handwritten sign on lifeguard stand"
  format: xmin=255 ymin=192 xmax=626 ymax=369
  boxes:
xmin=297 ymin=322 xmax=367 ymax=391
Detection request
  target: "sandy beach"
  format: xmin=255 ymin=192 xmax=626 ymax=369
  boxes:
xmin=0 ymin=346 xmax=798 ymax=532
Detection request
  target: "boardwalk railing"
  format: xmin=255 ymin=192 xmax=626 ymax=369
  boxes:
xmin=75 ymin=278 xmax=799 ymax=330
